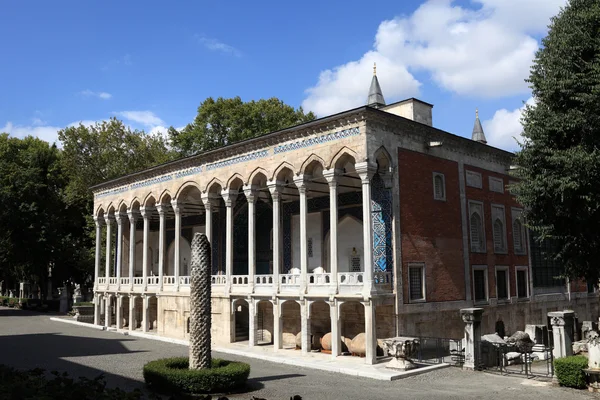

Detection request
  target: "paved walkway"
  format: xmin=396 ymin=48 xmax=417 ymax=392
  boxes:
xmin=0 ymin=308 xmax=597 ymax=400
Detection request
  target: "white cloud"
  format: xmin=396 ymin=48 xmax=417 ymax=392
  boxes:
xmin=116 ymin=111 xmax=165 ymax=127
xmin=303 ymin=0 xmax=565 ymax=116
xmin=1 ymin=122 xmax=61 ymax=145
xmin=80 ymin=90 xmax=112 ymax=100
xmin=483 ymin=97 xmax=535 ymax=151
xmin=194 ymin=35 xmax=241 ymax=57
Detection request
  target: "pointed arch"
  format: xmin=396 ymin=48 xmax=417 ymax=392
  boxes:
xmin=248 ymin=167 xmax=269 ymax=186
xmin=129 ymin=197 xmax=141 ymax=210
xmin=158 ymin=189 xmax=172 ymax=205
xmin=271 ymin=161 xmax=296 ymax=182
xmin=204 ymin=177 xmax=225 ymax=194
xmin=299 ymin=153 xmax=326 ymax=176
xmin=117 ymin=200 xmax=128 ymax=214
xmin=142 ymin=193 xmax=157 ymax=208
xmin=174 ymin=181 xmax=202 ymax=201
xmin=106 ymin=202 xmax=116 ymax=214
xmin=95 ymin=205 xmax=106 ymax=217
xmin=226 ymin=173 xmax=245 ymax=191
xmin=329 ymin=146 xmax=358 ymax=169
xmin=373 ymin=145 xmax=393 ymax=173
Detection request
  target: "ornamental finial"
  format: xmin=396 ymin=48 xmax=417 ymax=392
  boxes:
xmin=476 ymin=108 xmax=479 ymax=119
xmin=373 ymin=62 xmax=377 ymax=76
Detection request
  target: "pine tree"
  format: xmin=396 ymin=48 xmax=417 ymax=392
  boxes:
xmin=514 ymin=0 xmax=600 ymax=282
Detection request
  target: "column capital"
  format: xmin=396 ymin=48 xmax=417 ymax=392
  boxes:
xmin=323 ymin=168 xmax=342 ymax=184
xmin=115 ymin=213 xmax=127 ymax=225
xmin=355 ymin=162 xmax=377 ymax=182
xmin=139 ymin=207 xmax=154 ymax=218
xmin=93 ymin=216 xmax=105 ymax=227
xmin=460 ymin=307 xmax=484 ymax=323
xmin=156 ymin=204 xmax=168 ymax=216
xmin=201 ymin=193 xmax=219 ymax=209
xmin=293 ymin=175 xmax=309 ymax=194
xmin=127 ymin=209 xmax=140 ymax=222
xmin=243 ymin=185 xmax=258 ymax=202
xmin=104 ymin=214 xmax=115 ymax=225
xmin=267 ymin=181 xmax=284 ymax=201
xmin=221 ymin=190 xmax=238 ymax=207
xmin=171 ymin=200 xmax=183 ymax=214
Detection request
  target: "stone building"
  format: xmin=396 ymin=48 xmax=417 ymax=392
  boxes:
xmin=92 ymin=67 xmax=598 ymax=364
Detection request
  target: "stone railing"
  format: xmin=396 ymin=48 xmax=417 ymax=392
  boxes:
xmin=179 ymin=276 xmax=190 ymax=285
xmin=108 ymin=277 xmax=118 ymax=285
xmin=147 ymin=276 xmax=160 ymax=286
xmin=338 ymin=272 xmax=364 ymax=285
xmin=163 ymin=276 xmax=176 ymax=285
xmin=98 ymin=277 xmax=107 ymax=285
xmin=280 ymin=274 xmax=301 ymax=285
xmin=120 ymin=277 xmax=130 ymax=286
xmin=211 ymin=275 xmax=227 ymax=285
xmin=255 ymin=275 xmax=274 ymax=285
xmin=231 ymin=275 xmax=249 ymax=285
xmin=133 ymin=277 xmax=144 ymax=286
xmin=374 ymin=271 xmax=393 ymax=290
xmin=308 ymin=273 xmax=331 ymax=285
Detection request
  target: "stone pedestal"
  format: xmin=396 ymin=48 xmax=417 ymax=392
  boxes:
xmin=461 ymin=308 xmax=484 ymax=370
xmin=381 ymin=337 xmax=420 ymax=371
xmin=549 ymin=310 xmax=575 ymax=360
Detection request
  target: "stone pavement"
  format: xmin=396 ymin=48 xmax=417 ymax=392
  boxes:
xmin=0 ymin=308 xmax=597 ymax=400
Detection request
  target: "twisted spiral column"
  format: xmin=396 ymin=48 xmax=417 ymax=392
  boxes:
xmin=189 ymin=233 xmax=212 ymax=370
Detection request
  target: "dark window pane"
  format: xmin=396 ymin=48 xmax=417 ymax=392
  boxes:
xmin=497 ymin=270 xmax=508 ymax=299
xmin=409 ymin=266 xmax=423 ymax=300
xmin=474 ymin=269 xmax=486 ymax=301
xmin=517 ymin=270 xmax=528 ymax=298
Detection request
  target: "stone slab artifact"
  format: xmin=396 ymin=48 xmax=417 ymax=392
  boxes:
xmin=381 ymin=336 xmax=420 ymax=371
xmin=506 ymin=331 xmax=534 ymax=353
xmin=481 ymin=333 xmax=506 ymax=346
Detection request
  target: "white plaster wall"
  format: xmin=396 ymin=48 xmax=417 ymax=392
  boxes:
xmin=291 ymin=212 xmax=322 ymax=272
xmin=326 ymin=215 xmax=364 ymax=272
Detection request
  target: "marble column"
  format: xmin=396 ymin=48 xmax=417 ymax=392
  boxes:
xmin=364 ymin=300 xmax=377 ymax=365
xmin=244 ymin=185 xmax=257 ymax=293
xmin=324 ymin=170 xmax=339 ymax=294
xmin=94 ymin=217 xmax=103 ymax=290
xmin=273 ymin=300 xmax=282 ymax=352
xmin=268 ymin=183 xmax=282 ymax=293
xmin=249 ymin=299 xmax=257 ymax=347
xmin=104 ymin=215 xmax=114 ymax=284
xmin=127 ymin=210 xmax=139 ymax=289
xmin=116 ymin=295 xmax=123 ymax=329
xmin=357 ymin=163 xmax=375 ymax=296
xmin=104 ymin=294 xmax=111 ymax=328
xmin=549 ymin=310 xmax=575 ymax=359
xmin=172 ymin=201 xmax=182 ymax=291
xmin=140 ymin=208 xmax=151 ymax=291
xmin=294 ymin=177 xmax=308 ymax=294
xmin=330 ymin=300 xmax=341 ymax=358
xmin=129 ymin=295 xmax=136 ymax=331
xmin=461 ymin=307 xmax=484 ymax=370
xmin=222 ymin=191 xmax=236 ymax=293
xmin=201 ymin=195 xmax=213 ymax=246
xmin=142 ymin=295 xmax=149 ymax=332
xmin=157 ymin=205 xmax=167 ymax=291
xmin=301 ymin=300 xmax=310 ymax=355
xmin=94 ymin=293 xmax=101 ymax=325
xmin=115 ymin=214 xmax=124 ymax=290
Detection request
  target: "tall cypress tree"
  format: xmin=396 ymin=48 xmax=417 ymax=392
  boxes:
xmin=514 ymin=0 xmax=600 ymax=282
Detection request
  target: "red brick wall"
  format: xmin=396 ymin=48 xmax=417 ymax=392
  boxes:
xmin=398 ymin=149 xmax=465 ymax=303
xmin=464 ymin=165 xmax=529 ymax=300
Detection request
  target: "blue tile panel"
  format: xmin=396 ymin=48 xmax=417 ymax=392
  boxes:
xmin=371 ymin=173 xmax=393 ymax=273
xmin=94 ymin=127 xmax=361 ymax=200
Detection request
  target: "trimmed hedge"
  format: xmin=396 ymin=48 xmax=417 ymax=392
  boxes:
xmin=143 ymin=357 xmax=250 ymax=395
xmin=554 ymin=355 xmax=588 ymax=389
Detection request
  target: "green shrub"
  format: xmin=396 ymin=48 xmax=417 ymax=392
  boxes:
xmin=74 ymin=302 xmax=94 ymax=307
xmin=0 ymin=296 xmax=7 ymax=306
xmin=554 ymin=355 xmax=589 ymax=389
xmin=143 ymin=357 xmax=250 ymax=395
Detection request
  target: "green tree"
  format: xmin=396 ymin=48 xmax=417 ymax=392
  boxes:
xmin=514 ymin=0 xmax=600 ymax=282
xmin=170 ymin=96 xmax=316 ymax=155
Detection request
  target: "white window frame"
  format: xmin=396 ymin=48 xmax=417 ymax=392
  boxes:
xmin=408 ymin=262 xmax=426 ymax=303
xmin=511 ymin=208 xmax=527 ymax=255
xmin=468 ymin=200 xmax=486 ymax=253
xmin=432 ymin=172 xmax=446 ymax=201
xmin=489 ymin=176 xmax=504 ymax=193
xmin=491 ymin=204 xmax=507 ymax=254
xmin=466 ymin=170 xmax=483 ymax=189
xmin=516 ymin=266 xmax=530 ymax=299
xmin=472 ymin=265 xmax=489 ymax=304
xmin=495 ymin=266 xmax=510 ymax=302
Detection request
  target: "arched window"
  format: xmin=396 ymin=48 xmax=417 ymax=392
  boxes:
xmin=470 ymin=212 xmax=483 ymax=251
xmin=493 ymin=218 xmax=505 ymax=252
xmin=513 ymin=219 xmax=523 ymax=252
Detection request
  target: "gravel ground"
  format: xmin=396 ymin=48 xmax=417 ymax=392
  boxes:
xmin=0 ymin=307 xmax=597 ymax=400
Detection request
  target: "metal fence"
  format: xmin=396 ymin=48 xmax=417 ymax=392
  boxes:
xmin=479 ymin=341 xmax=554 ymax=378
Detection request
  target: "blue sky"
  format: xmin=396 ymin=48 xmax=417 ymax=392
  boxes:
xmin=0 ymin=0 xmax=566 ymax=151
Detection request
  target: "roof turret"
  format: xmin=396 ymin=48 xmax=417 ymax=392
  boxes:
xmin=472 ymin=108 xmax=487 ymax=144
xmin=367 ymin=63 xmax=386 ymax=108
